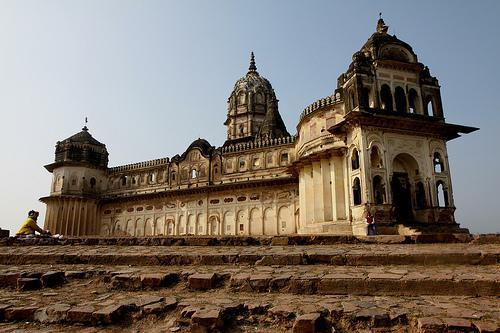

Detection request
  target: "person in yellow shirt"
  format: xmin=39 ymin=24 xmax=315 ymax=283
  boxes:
xmin=16 ymin=210 xmax=50 ymax=237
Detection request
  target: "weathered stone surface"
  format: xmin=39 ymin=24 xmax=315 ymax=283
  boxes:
xmin=64 ymin=270 xmax=87 ymax=279
xmin=41 ymin=271 xmax=65 ymax=287
xmin=110 ymin=274 xmax=141 ymax=290
xmin=66 ymin=305 xmax=95 ymax=323
xmin=417 ymin=317 xmax=445 ymax=332
xmin=92 ymin=303 xmax=137 ymax=324
xmin=0 ymin=272 xmax=21 ymax=287
xmin=191 ymin=308 xmax=223 ymax=329
xmin=292 ymin=312 xmax=322 ymax=333
xmin=0 ymin=304 xmax=11 ymax=320
xmin=443 ymin=317 xmax=472 ymax=330
xmin=188 ymin=273 xmax=217 ymax=290
xmin=473 ymin=320 xmax=499 ymax=333
xmin=269 ymin=305 xmax=296 ymax=320
xmin=249 ymin=273 xmax=272 ymax=291
xmin=5 ymin=306 xmax=38 ymax=321
xmin=17 ymin=277 xmax=41 ymax=290
xmin=140 ymin=272 xmax=178 ymax=288
xmin=354 ymin=308 xmax=390 ymax=326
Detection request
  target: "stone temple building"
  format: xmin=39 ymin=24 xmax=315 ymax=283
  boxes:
xmin=40 ymin=18 xmax=477 ymax=237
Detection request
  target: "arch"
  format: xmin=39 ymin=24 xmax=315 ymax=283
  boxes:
xmin=166 ymin=219 xmax=175 ymax=235
xmin=436 ymin=181 xmax=449 ymax=207
xmin=126 ymin=219 xmax=135 ymax=236
xmin=187 ymin=214 xmax=195 ymax=235
xmin=90 ymin=177 xmax=97 ymax=189
xmin=208 ymin=215 xmax=220 ymax=235
xmin=433 ymin=152 xmax=445 ymax=173
xmin=171 ymin=171 xmax=176 ymax=182
xmin=415 ymin=181 xmax=426 ymax=209
xmin=370 ymin=146 xmax=383 ymax=168
xmin=349 ymin=89 xmax=356 ymax=110
xmin=197 ymin=213 xmax=206 ymax=234
xmin=391 ymin=153 xmax=420 ymax=221
xmin=249 ymin=208 xmax=262 ymax=235
xmin=191 ymin=168 xmax=198 ymax=179
xmin=223 ymin=211 xmax=235 ymax=235
xmin=136 ymin=218 xmax=145 ymax=237
xmin=425 ymin=96 xmax=434 ymax=116
xmin=278 ymin=206 xmax=290 ymax=234
xmin=352 ymin=177 xmax=362 ymax=205
xmin=155 ymin=217 xmax=164 ymax=235
xmin=373 ymin=175 xmax=385 ymax=205
xmin=178 ymin=215 xmax=186 ymax=235
xmin=144 ymin=218 xmax=153 ymax=236
xmin=351 ymin=148 xmax=360 ymax=170
xmin=263 ymin=207 xmax=276 ymax=235
xmin=395 ymin=86 xmax=407 ymax=113
xmin=380 ymin=84 xmax=393 ymax=111
xmin=121 ymin=176 xmax=127 ymax=186
xmin=100 ymin=224 xmax=110 ymax=236
xmin=361 ymin=87 xmax=370 ymax=108
xmin=408 ymin=89 xmax=419 ymax=114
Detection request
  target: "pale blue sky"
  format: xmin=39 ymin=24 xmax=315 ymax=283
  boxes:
xmin=0 ymin=1 xmax=498 ymax=233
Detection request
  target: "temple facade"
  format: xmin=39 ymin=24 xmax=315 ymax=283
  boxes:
xmin=40 ymin=19 xmax=477 ymax=236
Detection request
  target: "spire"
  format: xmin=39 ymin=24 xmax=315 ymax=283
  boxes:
xmin=376 ymin=13 xmax=389 ymax=34
xmin=248 ymin=51 xmax=257 ymax=73
xmin=82 ymin=116 xmax=89 ymax=132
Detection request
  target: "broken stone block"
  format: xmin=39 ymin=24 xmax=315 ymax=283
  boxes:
xmin=17 ymin=277 xmax=41 ymax=290
xmin=249 ymin=273 xmax=272 ymax=291
xmin=417 ymin=317 xmax=445 ymax=332
xmin=140 ymin=272 xmax=178 ymax=288
xmin=136 ymin=295 xmax=164 ymax=307
xmin=92 ymin=303 xmax=137 ymax=324
xmin=64 ymin=270 xmax=87 ymax=279
xmin=269 ymin=274 xmax=292 ymax=291
xmin=41 ymin=271 xmax=65 ymax=288
xmin=354 ymin=308 xmax=390 ymax=327
xmin=66 ymin=305 xmax=95 ymax=323
xmin=188 ymin=273 xmax=217 ymax=290
xmin=473 ymin=320 xmax=499 ymax=333
xmin=292 ymin=313 xmax=322 ymax=333
xmin=5 ymin=306 xmax=38 ymax=321
xmin=0 ymin=304 xmax=11 ymax=320
xmin=269 ymin=305 xmax=296 ymax=320
xmin=229 ymin=273 xmax=251 ymax=291
xmin=110 ymin=274 xmax=141 ymax=290
xmin=443 ymin=317 xmax=472 ymax=331
xmin=191 ymin=308 xmax=223 ymax=330
xmin=0 ymin=272 xmax=21 ymax=288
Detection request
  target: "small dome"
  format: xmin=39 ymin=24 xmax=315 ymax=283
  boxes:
xmin=59 ymin=126 xmax=105 ymax=147
xmin=54 ymin=126 xmax=108 ymax=168
xmin=360 ymin=18 xmax=417 ymax=63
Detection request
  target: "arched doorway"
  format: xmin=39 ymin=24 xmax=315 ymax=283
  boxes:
xmin=391 ymin=153 xmax=419 ymax=222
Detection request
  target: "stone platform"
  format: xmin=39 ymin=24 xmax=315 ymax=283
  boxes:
xmin=0 ymin=235 xmax=498 ymax=332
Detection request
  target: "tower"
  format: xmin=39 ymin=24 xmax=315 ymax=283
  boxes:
xmin=224 ymin=52 xmax=289 ymax=145
xmin=40 ymin=125 xmax=108 ymax=236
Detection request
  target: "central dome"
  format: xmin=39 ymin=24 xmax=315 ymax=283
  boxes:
xmin=231 ymin=53 xmax=276 ymax=100
xmin=224 ymin=53 xmax=288 ymax=144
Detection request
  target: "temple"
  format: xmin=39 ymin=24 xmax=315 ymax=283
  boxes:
xmin=40 ymin=18 xmax=477 ymax=236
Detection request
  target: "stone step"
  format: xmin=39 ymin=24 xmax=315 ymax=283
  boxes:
xmin=2 ymin=234 xmax=499 ymax=247
xmin=0 ymin=285 xmax=498 ymax=332
xmin=1 ymin=264 xmax=498 ymax=297
xmin=0 ymin=243 xmax=498 ymax=266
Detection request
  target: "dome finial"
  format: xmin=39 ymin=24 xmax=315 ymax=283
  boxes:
xmin=377 ymin=13 xmax=389 ymax=34
xmin=248 ymin=51 xmax=257 ymax=73
xmin=82 ymin=116 xmax=89 ymax=132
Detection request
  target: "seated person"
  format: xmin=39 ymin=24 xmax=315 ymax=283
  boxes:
xmin=16 ymin=210 xmax=50 ymax=237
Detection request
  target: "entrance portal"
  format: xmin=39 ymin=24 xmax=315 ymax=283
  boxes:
xmin=391 ymin=172 xmax=413 ymax=221
xmin=391 ymin=153 xmax=420 ymax=223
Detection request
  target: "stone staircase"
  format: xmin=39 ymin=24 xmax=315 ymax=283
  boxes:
xmin=0 ymin=235 xmax=498 ymax=332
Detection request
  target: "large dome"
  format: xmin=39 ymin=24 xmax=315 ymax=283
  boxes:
xmin=231 ymin=53 xmax=276 ymax=100
xmin=225 ymin=53 xmax=288 ymax=143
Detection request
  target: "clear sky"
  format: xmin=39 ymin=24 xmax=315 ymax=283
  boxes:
xmin=0 ymin=0 xmax=498 ymax=234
